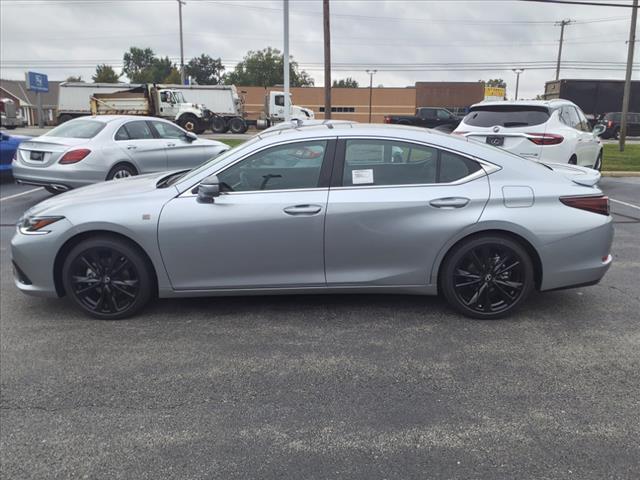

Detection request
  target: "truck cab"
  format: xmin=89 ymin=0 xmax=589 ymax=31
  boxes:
xmin=266 ymin=92 xmax=315 ymax=122
xmin=153 ymin=88 xmax=211 ymax=133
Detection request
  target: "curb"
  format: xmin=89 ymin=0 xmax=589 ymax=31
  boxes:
xmin=601 ymin=171 xmax=640 ymax=177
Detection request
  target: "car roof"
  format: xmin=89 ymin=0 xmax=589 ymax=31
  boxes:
xmin=72 ymin=115 xmax=171 ymax=124
xmin=470 ymin=99 xmax=576 ymax=109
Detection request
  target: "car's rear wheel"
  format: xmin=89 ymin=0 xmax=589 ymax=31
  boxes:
xmin=440 ymin=235 xmax=535 ymax=319
xmin=62 ymin=236 xmax=153 ymax=319
xmin=106 ymin=163 xmax=137 ymax=180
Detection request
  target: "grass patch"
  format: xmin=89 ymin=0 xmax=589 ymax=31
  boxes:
xmin=603 ymin=144 xmax=640 ymax=172
xmin=219 ymin=139 xmax=247 ymax=149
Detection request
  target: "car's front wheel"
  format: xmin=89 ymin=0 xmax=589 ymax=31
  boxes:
xmin=440 ymin=235 xmax=535 ymax=319
xmin=62 ymin=236 xmax=154 ymax=319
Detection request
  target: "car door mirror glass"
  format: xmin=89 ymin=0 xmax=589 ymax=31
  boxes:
xmin=197 ymin=174 xmax=221 ymax=203
xmin=592 ymin=124 xmax=606 ymax=137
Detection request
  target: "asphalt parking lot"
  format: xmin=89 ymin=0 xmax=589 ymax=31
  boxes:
xmin=1 ymin=177 xmax=639 ymax=479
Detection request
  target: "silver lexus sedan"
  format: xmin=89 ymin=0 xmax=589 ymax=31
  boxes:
xmin=11 ymin=124 xmax=613 ymax=320
xmin=12 ymin=115 xmax=229 ymax=194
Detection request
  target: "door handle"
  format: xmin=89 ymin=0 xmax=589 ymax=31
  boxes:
xmin=126 ymin=145 xmax=137 ymax=150
xmin=430 ymin=197 xmax=470 ymax=209
xmin=283 ymin=204 xmax=322 ymax=215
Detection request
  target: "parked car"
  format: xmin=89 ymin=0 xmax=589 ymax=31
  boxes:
xmin=384 ymin=107 xmax=462 ymax=132
xmin=597 ymin=112 xmax=640 ymax=139
xmin=11 ymin=123 xmax=612 ymax=321
xmin=12 ymin=116 xmax=229 ymax=194
xmin=454 ymin=100 xmax=605 ymax=170
xmin=0 ymin=132 xmax=31 ymax=178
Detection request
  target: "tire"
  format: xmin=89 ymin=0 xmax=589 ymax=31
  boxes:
xmin=44 ymin=186 xmax=63 ymax=195
xmin=62 ymin=236 xmax=154 ymax=319
xmin=58 ymin=114 xmax=73 ymax=124
xmin=613 ymin=127 xmax=620 ymax=140
xmin=211 ymin=116 xmax=228 ymax=134
xmin=106 ymin=163 xmax=137 ymax=181
xmin=229 ymin=117 xmax=247 ymax=134
xmin=440 ymin=234 xmax=535 ymax=320
xmin=593 ymin=151 xmax=603 ymax=171
xmin=194 ymin=125 xmax=206 ymax=135
xmin=178 ymin=114 xmax=199 ymax=133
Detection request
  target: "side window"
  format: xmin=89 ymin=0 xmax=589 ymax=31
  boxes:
xmin=160 ymin=92 xmax=169 ymax=103
xmin=566 ymin=107 xmax=581 ymax=130
xmin=217 ymin=141 xmax=327 ymax=192
xmin=437 ymin=109 xmax=451 ymax=120
xmin=275 ymin=95 xmax=285 ymax=107
xmin=114 ymin=125 xmax=130 ymax=141
xmin=421 ymin=109 xmax=437 ymax=120
xmin=440 ymin=151 xmax=482 ymax=183
xmin=342 ymin=140 xmax=437 ymax=187
xmin=151 ymin=121 xmax=185 ymax=139
xmin=576 ymin=108 xmax=590 ymax=132
xmin=124 ymin=121 xmax=154 ymax=140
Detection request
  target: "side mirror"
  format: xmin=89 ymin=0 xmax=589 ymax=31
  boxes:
xmin=592 ymin=124 xmax=606 ymax=137
xmin=185 ymin=131 xmax=197 ymax=142
xmin=197 ymin=174 xmax=221 ymax=203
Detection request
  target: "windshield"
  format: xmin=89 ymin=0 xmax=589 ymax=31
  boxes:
xmin=175 ymin=135 xmax=262 ymax=185
xmin=44 ymin=119 xmax=106 ymax=138
xmin=464 ymin=105 xmax=550 ymax=128
xmin=174 ymin=92 xmax=186 ymax=103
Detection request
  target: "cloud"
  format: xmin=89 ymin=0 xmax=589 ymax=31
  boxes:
xmin=0 ymin=0 xmax=636 ymax=99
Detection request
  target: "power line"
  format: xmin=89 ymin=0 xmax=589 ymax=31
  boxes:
xmin=520 ymin=0 xmax=635 ymax=7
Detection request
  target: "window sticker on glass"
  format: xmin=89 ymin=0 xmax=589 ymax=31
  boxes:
xmin=352 ymin=169 xmax=374 ymax=185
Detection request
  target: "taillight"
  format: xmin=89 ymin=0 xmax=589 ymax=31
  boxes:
xmin=59 ymin=149 xmax=91 ymax=164
xmin=607 ymin=120 xmax=613 ymax=128
xmin=384 ymin=116 xmax=392 ymax=124
xmin=452 ymin=131 xmax=468 ymax=135
xmin=560 ymin=195 xmax=609 ymax=216
xmin=527 ymin=133 xmax=563 ymax=145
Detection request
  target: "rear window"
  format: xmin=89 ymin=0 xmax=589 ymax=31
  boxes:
xmin=463 ymin=105 xmax=550 ymax=128
xmin=45 ymin=120 xmax=106 ymax=139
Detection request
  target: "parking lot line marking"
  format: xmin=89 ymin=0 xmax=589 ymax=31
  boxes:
xmin=0 ymin=187 xmax=43 ymax=202
xmin=611 ymin=198 xmax=640 ymax=211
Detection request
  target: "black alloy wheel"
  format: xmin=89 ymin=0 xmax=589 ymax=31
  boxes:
xmin=441 ymin=235 xmax=534 ymax=319
xmin=62 ymin=237 xmax=153 ymax=319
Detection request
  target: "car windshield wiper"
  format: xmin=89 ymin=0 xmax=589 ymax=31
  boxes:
xmin=157 ymin=170 xmax=190 ymax=188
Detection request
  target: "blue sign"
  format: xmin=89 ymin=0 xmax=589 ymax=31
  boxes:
xmin=26 ymin=71 xmax=49 ymax=93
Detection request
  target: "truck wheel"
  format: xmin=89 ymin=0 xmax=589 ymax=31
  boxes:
xmin=179 ymin=114 xmax=199 ymax=133
xmin=58 ymin=114 xmax=73 ymax=124
xmin=194 ymin=124 xmax=206 ymax=135
xmin=211 ymin=116 xmax=229 ymax=134
xmin=229 ymin=117 xmax=247 ymax=134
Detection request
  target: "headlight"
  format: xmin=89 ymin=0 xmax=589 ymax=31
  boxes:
xmin=18 ymin=216 xmax=65 ymax=235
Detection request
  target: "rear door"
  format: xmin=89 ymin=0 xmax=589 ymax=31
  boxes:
xmin=148 ymin=120 xmax=205 ymax=170
xmin=565 ymin=106 xmax=595 ymax=167
xmin=324 ymin=138 xmax=490 ymax=286
xmin=114 ymin=120 xmax=167 ymax=173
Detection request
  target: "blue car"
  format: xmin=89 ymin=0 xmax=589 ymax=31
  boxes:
xmin=0 ymin=132 xmax=31 ymax=177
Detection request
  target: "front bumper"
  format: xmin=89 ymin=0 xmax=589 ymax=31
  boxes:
xmin=10 ymin=219 xmax=74 ymax=298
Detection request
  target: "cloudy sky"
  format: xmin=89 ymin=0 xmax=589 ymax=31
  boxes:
xmin=1 ymin=0 xmax=637 ymax=99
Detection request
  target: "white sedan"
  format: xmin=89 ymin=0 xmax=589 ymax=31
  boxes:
xmin=453 ymin=99 xmax=605 ymax=170
xmin=12 ymin=115 xmax=229 ymax=194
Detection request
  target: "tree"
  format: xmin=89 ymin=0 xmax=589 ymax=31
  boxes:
xmin=485 ymin=78 xmax=507 ymax=89
xmin=148 ymin=56 xmax=175 ymax=83
xmin=65 ymin=75 xmax=83 ymax=82
xmin=162 ymin=67 xmax=182 ymax=84
xmin=225 ymin=47 xmax=314 ymax=87
xmin=186 ymin=54 xmax=225 ymax=85
xmin=123 ymin=47 xmax=157 ymax=83
xmin=333 ymin=77 xmax=359 ymax=88
xmin=92 ymin=64 xmax=120 ymax=83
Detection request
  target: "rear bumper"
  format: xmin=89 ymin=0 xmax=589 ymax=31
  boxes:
xmin=12 ymin=162 xmax=104 ymax=190
xmin=539 ymin=218 xmax=614 ymax=291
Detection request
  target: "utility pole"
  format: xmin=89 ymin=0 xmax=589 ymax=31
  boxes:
xmin=178 ymin=0 xmax=186 ymax=85
xmin=366 ymin=69 xmax=377 ymax=122
xmin=323 ymin=0 xmax=332 ymax=119
xmin=555 ymin=19 xmax=573 ymax=81
xmin=620 ymin=0 xmax=637 ymax=152
xmin=512 ymin=69 xmax=524 ymax=100
xmin=283 ymin=0 xmax=290 ymax=122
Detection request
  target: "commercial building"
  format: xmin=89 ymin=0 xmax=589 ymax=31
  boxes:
xmin=0 ymin=79 xmax=60 ymax=126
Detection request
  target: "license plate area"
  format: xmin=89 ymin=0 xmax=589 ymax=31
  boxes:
xmin=30 ymin=151 xmax=44 ymax=161
xmin=486 ymin=136 xmax=504 ymax=147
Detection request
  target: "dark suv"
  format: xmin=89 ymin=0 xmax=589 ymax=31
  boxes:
xmin=598 ymin=112 xmax=640 ymax=139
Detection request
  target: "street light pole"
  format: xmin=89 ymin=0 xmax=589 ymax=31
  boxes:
xmin=283 ymin=0 xmax=290 ymax=122
xmin=366 ymin=69 xmax=376 ymax=123
xmin=512 ymin=68 xmax=524 ymax=100
xmin=178 ymin=0 xmax=186 ymax=85
xmin=620 ymin=0 xmax=637 ymax=152
xmin=323 ymin=0 xmax=332 ymax=120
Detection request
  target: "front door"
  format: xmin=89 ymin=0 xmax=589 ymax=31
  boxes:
xmin=325 ymin=138 xmax=490 ymax=286
xmin=149 ymin=120 xmax=205 ymax=170
xmin=158 ymin=139 xmax=334 ymax=290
